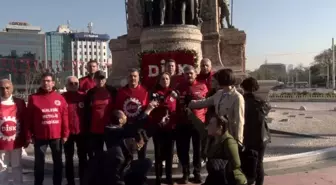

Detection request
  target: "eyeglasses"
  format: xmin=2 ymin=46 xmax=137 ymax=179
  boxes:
xmin=69 ymin=82 xmax=78 ymax=86
xmin=0 ymin=86 xmax=10 ymax=90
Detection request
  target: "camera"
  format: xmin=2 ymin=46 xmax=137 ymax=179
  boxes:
xmin=150 ymin=92 xmax=165 ymax=102
xmin=135 ymin=129 xmax=149 ymax=143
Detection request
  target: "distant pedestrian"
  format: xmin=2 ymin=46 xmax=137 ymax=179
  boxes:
xmin=0 ymin=79 xmax=27 ymax=185
xmin=26 ymin=72 xmax=69 ymax=185
xmin=62 ymin=76 xmax=88 ymax=185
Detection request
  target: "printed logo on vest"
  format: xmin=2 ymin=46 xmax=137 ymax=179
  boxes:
xmin=54 ymin=100 xmax=61 ymax=106
xmin=0 ymin=116 xmax=18 ymax=141
xmin=170 ymin=97 xmax=175 ymax=102
xmin=78 ymin=102 xmax=84 ymax=108
xmin=123 ymin=97 xmax=142 ymax=118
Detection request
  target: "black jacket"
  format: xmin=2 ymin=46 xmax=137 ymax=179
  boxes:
xmin=104 ymin=112 xmax=150 ymax=161
xmin=243 ymin=93 xmax=271 ymax=148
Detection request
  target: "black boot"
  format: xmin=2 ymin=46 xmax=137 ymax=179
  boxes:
xmin=155 ymin=161 xmax=163 ymax=185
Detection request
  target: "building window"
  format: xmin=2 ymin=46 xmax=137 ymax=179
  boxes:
xmin=89 ymin=52 xmax=92 ymax=55
xmin=85 ymin=52 xmax=87 ymax=55
xmin=74 ymin=45 xmax=76 ymax=48
xmin=94 ymin=52 xmax=97 ymax=55
xmin=104 ymin=52 xmax=106 ymax=56
xmin=94 ymin=46 xmax=96 ymax=49
xmin=89 ymin=45 xmax=91 ymax=48
xmin=104 ymin=46 xmax=105 ymax=49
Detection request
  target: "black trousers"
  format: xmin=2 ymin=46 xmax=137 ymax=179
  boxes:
xmin=124 ymin=158 xmax=153 ymax=185
xmin=34 ymin=139 xmax=63 ymax=185
xmin=153 ymin=130 xmax=175 ymax=180
xmin=248 ymin=144 xmax=267 ymax=185
xmin=176 ymin=124 xmax=201 ymax=176
xmin=88 ymin=133 xmax=105 ymax=159
xmin=64 ymin=134 xmax=88 ymax=185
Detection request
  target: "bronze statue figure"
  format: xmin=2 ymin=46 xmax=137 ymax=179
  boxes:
xmin=193 ymin=0 xmax=202 ymax=26
xmin=175 ymin=0 xmax=200 ymax=25
xmin=159 ymin=0 xmax=174 ymax=25
xmin=218 ymin=0 xmax=233 ymax=28
xmin=141 ymin=0 xmax=154 ymax=27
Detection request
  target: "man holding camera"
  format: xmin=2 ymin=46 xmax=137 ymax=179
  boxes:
xmin=85 ymin=101 xmax=159 ymax=185
xmin=175 ymin=65 xmax=208 ymax=184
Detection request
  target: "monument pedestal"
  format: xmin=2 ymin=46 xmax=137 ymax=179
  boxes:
xmin=219 ymin=29 xmax=246 ymax=72
xmin=140 ymin=25 xmax=203 ymax=67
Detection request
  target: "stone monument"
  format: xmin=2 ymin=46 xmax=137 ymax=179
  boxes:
xmin=108 ymin=0 xmax=246 ymax=86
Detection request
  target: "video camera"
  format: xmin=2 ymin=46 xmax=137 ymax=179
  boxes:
xmin=135 ymin=129 xmax=149 ymax=143
xmin=150 ymin=92 xmax=165 ymax=102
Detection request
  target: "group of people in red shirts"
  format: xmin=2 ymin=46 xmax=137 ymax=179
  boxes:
xmin=0 ymin=58 xmax=215 ymax=185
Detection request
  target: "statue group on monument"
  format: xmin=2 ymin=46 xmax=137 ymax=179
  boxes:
xmin=141 ymin=0 xmax=233 ymax=29
xmin=141 ymin=0 xmax=202 ymax=27
xmin=218 ymin=0 xmax=233 ymax=28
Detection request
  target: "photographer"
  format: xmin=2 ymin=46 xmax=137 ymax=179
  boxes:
xmin=85 ymin=101 xmax=158 ymax=185
xmin=149 ymin=72 xmax=177 ymax=185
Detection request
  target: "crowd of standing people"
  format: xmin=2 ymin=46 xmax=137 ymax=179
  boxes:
xmin=0 ymin=58 xmax=271 ymax=185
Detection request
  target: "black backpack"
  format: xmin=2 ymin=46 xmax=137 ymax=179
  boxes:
xmin=244 ymin=94 xmax=271 ymax=147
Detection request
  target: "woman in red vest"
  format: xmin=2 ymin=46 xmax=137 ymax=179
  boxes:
xmin=149 ymin=72 xmax=177 ymax=185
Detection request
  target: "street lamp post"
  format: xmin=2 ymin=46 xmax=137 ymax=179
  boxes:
xmin=332 ymin=38 xmax=335 ymax=89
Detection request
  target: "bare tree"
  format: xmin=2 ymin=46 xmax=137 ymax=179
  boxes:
xmin=24 ymin=70 xmax=41 ymax=97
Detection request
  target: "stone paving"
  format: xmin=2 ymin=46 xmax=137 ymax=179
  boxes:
xmin=17 ymin=165 xmax=336 ymax=185
xmin=266 ymin=107 xmax=336 ymax=157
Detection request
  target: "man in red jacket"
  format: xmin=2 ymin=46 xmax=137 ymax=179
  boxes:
xmin=175 ymin=65 xmax=208 ymax=184
xmin=0 ymin=79 xmax=27 ymax=185
xmin=62 ymin=76 xmax=87 ymax=185
xmin=26 ymin=72 xmax=69 ymax=185
xmin=79 ymin=60 xmax=98 ymax=93
xmin=196 ymin=58 xmax=214 ymax=90
xmin=84 ymin=71 xmax=117 ymax=159
xmin=115 ymin=68 xmax=148 ymax=159
xmin=164 ymin=59 xmax=185 ymax=88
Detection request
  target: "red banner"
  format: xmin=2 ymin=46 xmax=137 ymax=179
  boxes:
xmin=140 ymin=50 xmax=196 ymax=88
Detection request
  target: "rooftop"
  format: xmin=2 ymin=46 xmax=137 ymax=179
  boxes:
xmin=4 ymin=22 xmax=41 ymax=32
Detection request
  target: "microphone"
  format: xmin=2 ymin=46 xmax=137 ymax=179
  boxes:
xmin=170 ymin=90 xmax=180 ymax=99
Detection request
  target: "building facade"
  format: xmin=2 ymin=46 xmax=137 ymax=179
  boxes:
xmin=0 ymin=22 xmax=46 ymax=89
xmin=46 ymin=31 xmax=72 ymax=78
xmin=71 ymin=32 xmax=110 ymax=78
xmin=259 ymin=63 xmax=287 ymax=81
